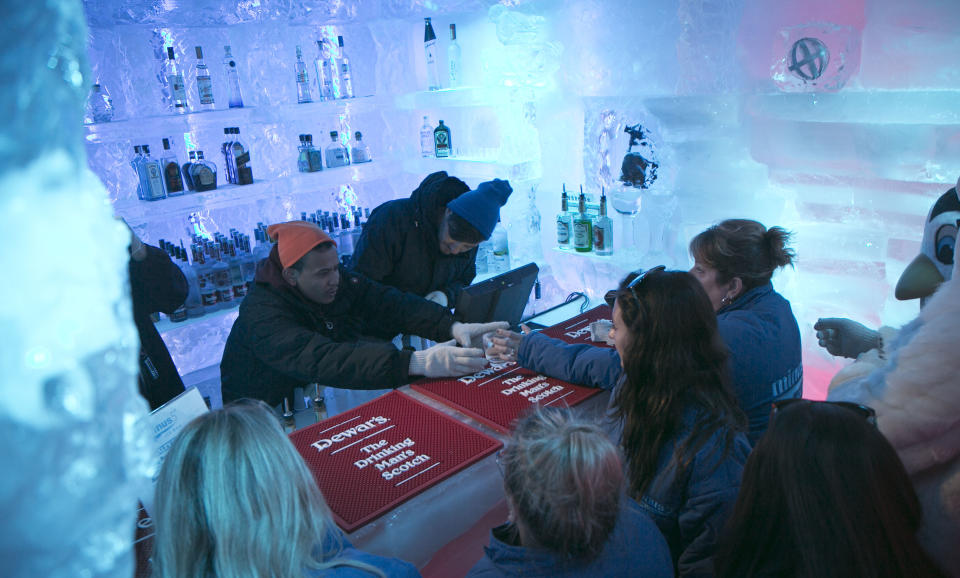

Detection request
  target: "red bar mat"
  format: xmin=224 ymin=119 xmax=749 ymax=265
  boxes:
xmin=411 ymin=362 xmax=602 ymax=434
xmin=289 ymin=390 xmax=502 ymax=533
xmin=538 ymin=304 xmax=614 ymax=347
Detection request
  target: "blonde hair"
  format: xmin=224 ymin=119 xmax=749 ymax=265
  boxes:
xmin=152 ymin=400 xmax=385 ymax=578
xmin=501 ymin=406 xmax=624 ymax=560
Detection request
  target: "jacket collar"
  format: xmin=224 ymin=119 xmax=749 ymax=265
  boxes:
xmin=254 ymin=245 xmax=333 ymax=316
xmin=719 ymin=281 xmax=773 ymax=313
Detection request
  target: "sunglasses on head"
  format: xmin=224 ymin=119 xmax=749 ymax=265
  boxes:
xmin=604 ymin=265 xmax=667 ymax=307
xmin=770 ymin=398 xmax=878 ymax=427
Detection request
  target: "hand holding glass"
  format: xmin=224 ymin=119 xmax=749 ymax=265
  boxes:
xmin=482 ymin=329 xmax=520 ymax=363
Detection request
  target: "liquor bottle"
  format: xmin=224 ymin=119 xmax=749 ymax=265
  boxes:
xmin=190 ymin=151 xmax=217 ymax=191
xmin=181 ymin=151 xmax=196 ymax=191
xmin=131 ymin=146 xmax=145 ymax=200
xmin=351 ymin=131 xmax=371 ymax=163
xmin=475 ymin=237 xmax=491 ymax=275
xmin=325 ymin=131 xmax=349 ymax=168
xmin=195 ymin=46 xmax=215 ymax=110
xmin=337 ymin=214 xmax=355 ymax=260
xmin=160 ymin=138 xmax=184 ymax=196
xmin=239 ymin=235 xmax=257 ymax=293
xmin=306 ymin=134 xmax=323 ymax=171
xmin=223 ymin=45 xmax=244 ymax=108
xmin=593 ymin=189 xmax=613 ymax=256
xmin=231 ymin=127 xmax=253 ymax=184
xmin=337 ymin=36 xmax=354 ymax=99
xmin=295 ymin=45 xmax=312 ymax=104
xmin=165 ymin=47 xmax=188 ymax=113
xmin=573 ymin=187 xmax=593 ymax=253
xmin=86 ymin=83 xmax=114 ymax=123
xmin=433 ymin=120 xmax=451 ymax=158
xmin=448 ymin=24 xmax=462 ymax=88
xmin=226 ymin=240 xmax=247 ymax=300
xmin=556 ymin=184 xmax=572 ymax=249
xmin=193 ymin=247 xmax=218 ymax=310
xmin=490 ymin=218 xmax=510 ymax=273
xmin=209 ymin=244 xmax=233 ymax=309
xmin=320 ymin=39 xmax=340 ymax=100
xmin=424 ymin=17 xmax=441 ymax=91
xmin=297 ymin=135 xmax=310 ymax=172
xmin=140 ymin=145 xmax=167 ymax=201
xmin=179 ymin=247 xmax=205 ymax=319
xmin=221 ymin=128 xmax=236 ymax=184
xmin=313 ymin=40 xmax=330 ymax=102
xmin=419 ymin=116 xmax=434 ymax=157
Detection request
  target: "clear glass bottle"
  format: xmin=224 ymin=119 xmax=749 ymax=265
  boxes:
xmin=210 ymin=244 xmax=233 ymax=309
xmin=160 ymin=138 xmax=184 ymax=196
xmin=221 ymin=128 xmax=236 ymax=184
xmin=448 ymin=24 xmax=462 ymax=88
xmin=593 ymin=189 xmax=613 ymax=255
xmin=433 ymin=120 xmax=451 ymax=158
xmin=86 ymin=83 xmax=114 ymax=123
xmin=165 ymin=47 xmax=188 ymax=114
xmin=297 ymin=135 xmax=311 ymax=173
xmin=325 ymin=131 xmax=350 ymax=168
xmin=190 ymin=151 xmax=218 ymax=191
xmin=295 ymin=45 xmax=313 ymax=104
xmin=313 ymin=40 xmax=330 ymax=102
xmin=491 ymin=218 xmax=510 ymax=273
xmin=556 ymin=184 xmax=572 ymax=249
xmin=131 ymin=145 xmax=145 ymax=200
xmin=223 ymin=45 xmax=244 ymax=108
xmin=231 ymin=127 xmax=253 ymax=185
xmin=307 ymin=135 xmax=323 ymax=171
xmin=195 ymin=46 xmax=215 ymax=110
xmin=573 ymin=187 xmax=593 ymax=253
xmin=337 ymin=36 xmax=354 ymax=99
xmin=180 ymin=247 xmax=205 ymax=319
xmin=424 ymin=17 xmax=441 ymax=91
xmin=351 ymin=131 xmax=371 ymax=163
xmin=419 ymin=116 xmax=434 ymax=157
xmin=140 ymin=145 xmax=167 ymax=201
xmin=321 ymin=39 xmax=340 ymax=100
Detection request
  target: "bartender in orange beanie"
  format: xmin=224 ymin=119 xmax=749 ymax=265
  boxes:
xmin=220 ymin=220 xmax=505 ymax=407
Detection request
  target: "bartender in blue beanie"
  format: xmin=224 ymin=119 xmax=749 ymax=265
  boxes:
xmin=353 ymin=173 xmax=512 ymax=338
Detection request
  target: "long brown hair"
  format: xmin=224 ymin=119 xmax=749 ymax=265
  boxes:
xmin=613 ymin=269 xmax=745 ymax=498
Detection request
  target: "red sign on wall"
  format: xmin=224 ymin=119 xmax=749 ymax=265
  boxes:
xmin=538 ymin=304 xmax=614 ymax=347
xmin=289 ymin=390 xmax=501 ymax=533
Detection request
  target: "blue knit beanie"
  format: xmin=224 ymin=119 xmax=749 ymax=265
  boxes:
xmin=447 ymin=179 xmax=513 ymax=239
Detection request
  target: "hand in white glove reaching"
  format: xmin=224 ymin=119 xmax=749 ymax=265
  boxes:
xmin=814 ymin=317 xmax=882 ymax=359
xmin=424 ymin=290 xmax=448 ymax=308
xmin=409 ymin=340 xmax=488 ymax=378
xmin=451 ymin=321 xmax=510 ymax=348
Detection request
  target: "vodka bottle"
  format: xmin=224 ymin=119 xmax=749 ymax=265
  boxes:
xmin=140 ymin=145 xmax=167 ymax=201
xmin=239 ymin=235 xmax=257 ymax=293
xmin=86 ymin=83 xmax=114 ymax=123
xmin=195 ymin=46 xmax=215 ymax=110
xmin=221 ymin=128 xmax=236 ymax=184
xmin=337 ymin=214 xmax=354 ymax=260
xmin=325 ymin=131 xmax=349 ymax=168
xmin=433 ymin=120 xmax=451 ymax=158
xmin=593 ymin=189 xmax=613 ymax=255
xmin=231 ymin=127 xmax=253 ymax=184
xmin=556 ymin=184 xmax=572 ymax=249
xmin=351 ymin=131 xmax=371 ymax=163
xmin=180 ymin=248 xmax=205 ymax=319
xmin=194 ymin=248 xmax=219 ymax=310
xmin=190 ymin=151 xmax=217 ymax=191
xmin=165 ymin=47 xmax=188 ymax=113
xmin=295 ymin=45 xmax=313 ymax=104
xmin=419 ymin=116 xmax=434 ymax=157
xmin=337 ymin=36 xmax=354 ymax=98
xmin=490 ymin=218 xmax=510 ymax=273
xmin=320 ymin=39 xmax=340 ymax=100
xmin=448 ymin=24 xmax=462 ymax=88
xmin=223 ymin=45 xmax=244 ymax=108
xmin=131 ymin=146 xmax=145 ymax=200
xmin=181 ymin=151 xmax=196 ymax=191
xmin=160 ymin=138 xmax=184 ymax=196
xmin=573 ymin=187 xmax=593 ymax=253
xmin=424 ymin=17 xmax=441 ymax=91
xmin=209 ymin=244 xmax=234 ymax=308
xmin=313 ymin=40 xmax=330 ymax=102
xmin=227 ymin=240 xmax=247 ymax=299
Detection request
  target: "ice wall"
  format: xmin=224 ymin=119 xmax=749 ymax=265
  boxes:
xmin=0 ymin=0 xmax=151 ymax=576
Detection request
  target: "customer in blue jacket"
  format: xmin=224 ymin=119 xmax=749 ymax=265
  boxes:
xmin=499 ymin=219 xmax=801 ymax=445
xmin=152 ymin=400 xmax=421 ymax=578
xmin=468 ymin=406 xmax=673 ymax=578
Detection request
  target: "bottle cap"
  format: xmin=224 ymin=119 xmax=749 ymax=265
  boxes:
xmin=355 ymin=131 xmax=362 ymax=139
xmin=167 ymin=47 xmax=175 ymax=60
xmin=195 ymin=46 xmax=203 ymax=59
xmin=338 ymin=35 xmax=344 ymax=47
xmin=162 ymin=138 xmax=171 ymax=149
xmin=330 ymin=131 xmax=338 ymax=139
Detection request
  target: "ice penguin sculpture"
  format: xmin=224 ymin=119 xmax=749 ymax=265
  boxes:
xmin=825 ymin=178 xmax=960 ymax=576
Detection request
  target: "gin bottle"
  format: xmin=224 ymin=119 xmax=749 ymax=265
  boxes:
xmin=86 ymin=83 xmax=114 ymax=123
xmin=195 ymin=46 xmax=215 ymax=110
xmin=160 ymin=138 xmax=184 ymax=196
xmin=593 ymin=189 xmax=613 ymax=255
xmin=223 ymin=45 xmax=244 ymax=108
xmin=556 ymin=184 xmax=572 ymax=249
xmin=295 ymin=45 xmax=313 ymax=104
xmin=337 ymin=36 xmax=354 ymax=99
xmin=419 ymin=116 xmax=434 ymax=157
xmin=351 ymin=131 xmax=371 ymax=163
xmin=165 ymin=47 xmax=188 ymax=113
xmin=448 ymin=24 xmax=462 ymax=88
xmin=190 ymin=151 xmax=217 ymax=191
xmin=424 ymin=17 xmax=441 ymax=91
xmin=433 ymin=120 xmax=451 ymax=158
xmin=325 ymin=131 xmax=349 ymax=168
xmin=140 ymin=145 xmax=167 ymax=201
xmin=573 ymin=187 xmax=593 ymax=253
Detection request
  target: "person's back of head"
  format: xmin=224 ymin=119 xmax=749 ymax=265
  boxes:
xmin=716 ymin=400 xmax=946 ymax=578
xmin=501 ymin=406 xmax=623 ymax=561
xmin=152 ymin=400 xmax=382 ymax=578
xmin=689 ymin=219 xmax=795 ymax=291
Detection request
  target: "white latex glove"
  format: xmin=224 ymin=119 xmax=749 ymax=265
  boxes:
xmin=451 ymin=321 xmax=510 ymax=348
xmin=424 ymin=290 xmax=448 ymax=307
xmin=409 ymin=340 xmax=488 ymax=378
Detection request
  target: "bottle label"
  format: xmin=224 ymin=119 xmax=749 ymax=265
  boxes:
xmin=168 ymin=74 xmax=187 ymax=105
xmin=353 ymin=148 xmax=369 ymax=163
xmin=594 ymin=225 xmax=606 ymax=250
xmin=434 ymin=130 xmax=450 ymax=157
xmin=145 ymin=162 xmax=166 ymax=200
xmin=164 ymin=161 xmax=184 ymax=193
xmin=573 ymin=222 xmax=591 ymax=248
xmin=557 ymin=220 xmax=570 ymax=244
xmin=425 ymin=40 xmax=437 ymax=64
xmin=197 ymin=78 xmax=214 ymax=104
xmin=195 ymin=166 xmax=216 ymax=187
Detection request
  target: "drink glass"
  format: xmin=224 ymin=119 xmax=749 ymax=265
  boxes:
xmin=483 ymin=330 xmax=515 ymax=363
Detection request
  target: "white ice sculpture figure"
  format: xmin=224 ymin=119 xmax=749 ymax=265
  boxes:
xmin=0 ymin=1 xmax=152 ymax=577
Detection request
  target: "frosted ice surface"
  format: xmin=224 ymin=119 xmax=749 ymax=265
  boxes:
xmin=2 ymin=2 xmax=150 ymax=577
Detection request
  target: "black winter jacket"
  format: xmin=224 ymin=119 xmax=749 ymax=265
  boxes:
xmin=220 ymin=249 xmax=457 ymax=407
xmin=352 ymin=171 xmax=477 ymax=312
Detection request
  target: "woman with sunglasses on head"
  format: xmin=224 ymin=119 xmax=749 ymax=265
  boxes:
xmin=715 ymin=399 xmax=946 ymax=578
xmin=468 ymin=406 xmax=673 ymax=578
xmin=151 ymin=400 xmax=420 ymax=578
